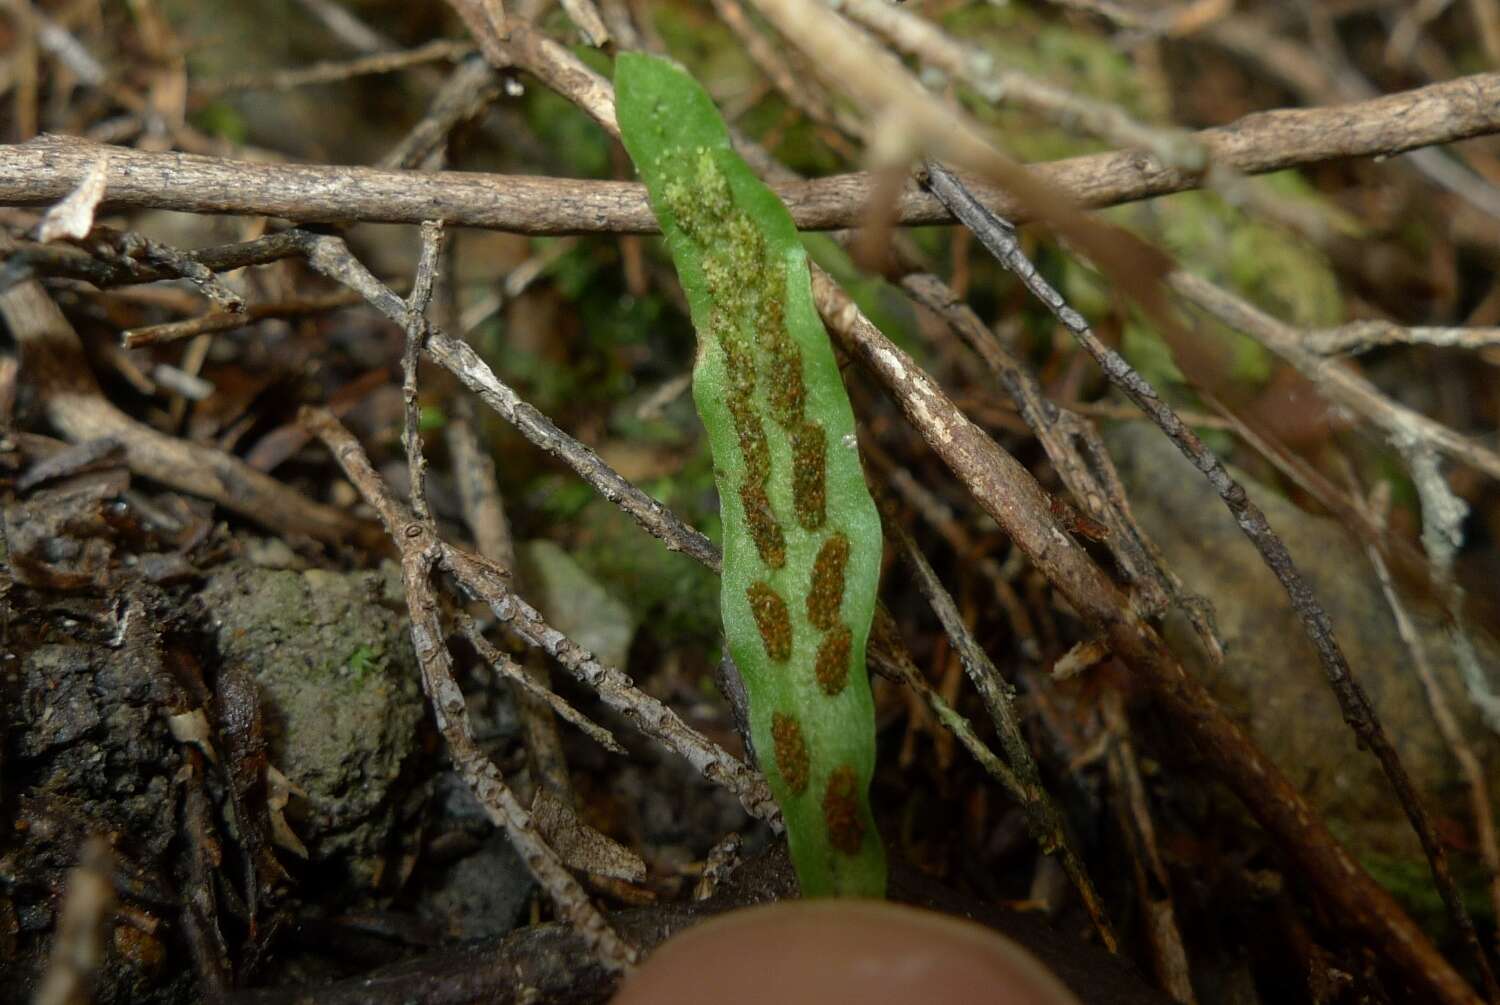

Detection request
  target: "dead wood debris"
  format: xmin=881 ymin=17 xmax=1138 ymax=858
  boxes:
xmin=4 ymin=2 xmax=1500 ymax=1004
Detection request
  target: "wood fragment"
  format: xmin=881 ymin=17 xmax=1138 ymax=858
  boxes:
xmin=0 ymin=69 xmax=1495 ymax=232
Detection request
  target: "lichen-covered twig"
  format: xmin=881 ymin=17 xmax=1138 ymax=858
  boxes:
xmin=300 ymin=405 xmax=636 ymax=971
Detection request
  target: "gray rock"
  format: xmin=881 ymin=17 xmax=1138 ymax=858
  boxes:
xmin=521 ymin=540 xmax=637 ymax=670
xmin=1106 ymin=422 xmax=1498 ymax=869
xmin=200 ymin=561 xmax=425 ymax=892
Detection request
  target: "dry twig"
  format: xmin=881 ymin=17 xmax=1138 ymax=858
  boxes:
xmin=886 ymin=512 xmax=1119 ymax=953
xmin=194 ymin=39 xmax=475 ymax=97
xmin=1 ymin=71 xmax=1496 ymax=232
xmin=808 ymin=269 xmax=1480 ymax=1005
xmin=924 ymin=159 xmax=1497 ymax=997
xmin=301 ymin=405 xmax=637 ymax=972
xmin=0 ymin=264 xmax=363 ymax=543
xmin=120 ymin=290 xmax=364 ymax=348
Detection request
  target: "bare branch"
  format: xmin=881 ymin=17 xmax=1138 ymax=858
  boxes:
xmin=0 ymin=72 xmax=1495 ymax=232
xmin=923 ymin=159 xmax=1499 ymax=1000
xmin=121 ymin=291 xmax=364 ymax=348
xmin=194 ymin=39 xmax=475 ymax=97
xmin=809 ymin=266 xmax=1483 ymax=1005
xmin=300 ymin=405 xmax=636 ymax=971
xmin=885 ymin=509 xmax=1119 ymax=953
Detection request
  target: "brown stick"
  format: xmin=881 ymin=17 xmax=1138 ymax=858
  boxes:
xmin=809 ymin=268 xmax=1481 ymax=1005
xmin=923 ymin=160 xmax=1500 ymax=1000
xmin=121 ymin=290 xmax=364 ymax=347
xmin=3 ymin=71 xmax=1498 ymax=232
xmin=0 ymin=274 xmax=366 ymax=544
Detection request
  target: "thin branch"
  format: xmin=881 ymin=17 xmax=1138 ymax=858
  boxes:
xmin=866 ymin=442 xmax=1041 ymax=660
xmin=808 ymin=264 xmax=1481 ymax=1005
xmin=923 ymin=159 xmax=1499 ymax=1000
xmin=864 ymin=611 xmax=1025 ymax=797
xmin=300 ymin=405 xmax=636 ymax=972
xmin=2 ymin=228 xmax=309 ymax=291
xmin=1304 ymin=321 xmax=1500 ymax=356
xmin=458 ymin=615 xmax=626 ymax=756
xmin=1169 ymin=271 xmax=1500 ymax=483
xmin=448 ymin=399 xmax=578 ymax=805
xmin=0 ymin=71 xmax=1495 ymax=231
xmin=440 ymin=544 xmax=781 ymax=825
xmin=885 ymin=510 xmax=1119 ymax=954
xmin=401 ymin=221 xmax=443 ymax=524
xmin=121 ymin=290 xmax=364 ymax=348
xmin=194 ymin=39 xmax=475 ymax=97
xmin=290 ymin=228 xmax=723 ymax=570
xmin=379 ymin=54 xmax=506 ymax=172
xmin=291 ymin=0 xmax=396 ymax=53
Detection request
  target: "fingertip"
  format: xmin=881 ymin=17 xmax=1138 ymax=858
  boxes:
xmin=612 ymin=900 xmax=1081 ymax=1005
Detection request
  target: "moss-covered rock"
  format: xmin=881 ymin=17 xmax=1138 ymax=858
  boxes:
xmin=199 ymin=560 xmax=424 ymax=893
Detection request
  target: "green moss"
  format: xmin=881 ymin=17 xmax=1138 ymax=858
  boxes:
xmin=190 ymin=102 xmax=249 ymax=143
xmin=1360 ymin=850 xmax=1497 ymax=936
xmin=346 ymin=644 xmax=387 ymax=679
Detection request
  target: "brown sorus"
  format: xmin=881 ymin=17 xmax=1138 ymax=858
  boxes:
xmin=746 ymin=580 xmax=793 ymax=662
xmin=772 ymin=712 xmax=810 ymax=794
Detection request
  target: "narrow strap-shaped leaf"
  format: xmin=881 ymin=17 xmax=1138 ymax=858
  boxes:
xmin=616 ymin=52 xmax=886 ymax=897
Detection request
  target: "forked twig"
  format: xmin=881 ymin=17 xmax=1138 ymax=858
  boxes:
xmin=301 ymin=405 xmax=636 ymax=971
